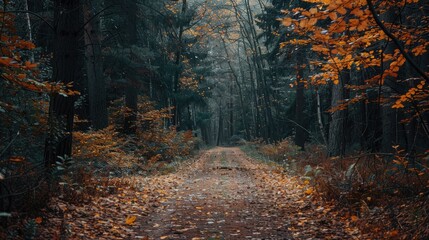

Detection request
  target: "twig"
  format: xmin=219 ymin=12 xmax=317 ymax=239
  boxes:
xmin=0 ymin=131 xmax=20 ymax=158
xmin=366 ymin=0 xmax=429 ymax=82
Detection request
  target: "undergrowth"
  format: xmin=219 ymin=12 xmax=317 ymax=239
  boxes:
xmin=242 ymin=140 xmax=429 ymax=239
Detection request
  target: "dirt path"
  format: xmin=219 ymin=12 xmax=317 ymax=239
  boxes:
xmin=138 ymin=147 xmax=357 ymax=239
xmin=38 ymin=147 xmax=359 ymax=239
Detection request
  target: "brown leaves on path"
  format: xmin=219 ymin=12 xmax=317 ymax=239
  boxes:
xmin=36 ymin=147 xmax=362 ymax=239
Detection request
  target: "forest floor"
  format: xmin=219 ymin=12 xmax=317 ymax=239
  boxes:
xmin=37 ymin=147 xmax=363 ymax=239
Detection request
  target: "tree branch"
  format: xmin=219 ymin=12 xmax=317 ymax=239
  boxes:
xmin=366 ymin=0 xmax=429 ymax=82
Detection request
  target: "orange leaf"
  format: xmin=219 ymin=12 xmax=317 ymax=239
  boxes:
xmin=308 ymin=18 xmax=318 ymax=26
xmin=329 ymin=12 xmax=338 ymax=21
xmin=281 ymin=18 xmax=293 ymax=27
xmin=125 ymin=215 xmax=137 ymax=225
xmin=17 ymin=73 xmax=26 ymax=80
xmin=25 ymin=61 xmax=38 ymax=69
xmin=9 ymin=156 xmax=26 ymax=162
xmin=35 ymin=217 xmax=43 ymax=224
xmin=337 ymin=7 xmax=347 ymax=15
xmin=304 ymin=187 xmax=314 ymax=195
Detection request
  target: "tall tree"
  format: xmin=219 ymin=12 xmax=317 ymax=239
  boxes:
xmin=84 ymin=0 xmax=108 ymax=129
xmin=123 ymin=0 xmax=139 ymax=134
xmin=44 ymin=0 xmax=83 ymax=167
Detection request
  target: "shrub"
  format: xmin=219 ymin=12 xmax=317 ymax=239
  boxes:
xmin=258 ymin=138 xmax=301 ymax=162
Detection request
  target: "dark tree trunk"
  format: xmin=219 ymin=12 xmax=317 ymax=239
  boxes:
xmin=84 ymin=1 xmax=108 ymax=130
xmin=124 ymin=1 xmax=138 ymax=134
xmin=381 ymin=10 xmax=398 ymax=153
xmin=328 ymin=71 xmax=348 ymax=157
xmin=44 ymin=0 xmax=83 ymax=167
xmin=172 ymin=0 xmax=188 ymax=128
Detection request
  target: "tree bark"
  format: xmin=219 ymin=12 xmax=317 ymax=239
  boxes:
xmin=123 ymin=1 xmax=138 ymax=134
xmin=84 ymin=1 xmax=108 ymax=130
xmin=294 ymin=59 xmax=306 ymax=150
xmin=44 ymin=0 xmax=83 ymax=167
xmin=328 ymin=71 xmax=348 ymax=157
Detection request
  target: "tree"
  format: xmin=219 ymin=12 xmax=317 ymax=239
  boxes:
xmin=44 ymin=0 xmax=83 ymax=167
xmin=279 ymin=0 xmax=429 ymax=155
xmin=84 ymin=0 xmax=108 ymax=130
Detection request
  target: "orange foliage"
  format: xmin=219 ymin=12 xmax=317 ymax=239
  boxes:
xmin=0 ymin=9 xmax=77 ymax=96
xmin=73 ymin=126 xmax=139 ymax=168
xmin=279 ymin=0 xmax=428 ymax=116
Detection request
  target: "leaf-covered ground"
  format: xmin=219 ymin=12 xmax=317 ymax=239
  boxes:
xmin=37 ymin=147 xmax=364 ymax=239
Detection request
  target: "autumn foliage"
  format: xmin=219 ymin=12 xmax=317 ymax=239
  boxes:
xmin=280 ymin=0 xmax=428 ymax=117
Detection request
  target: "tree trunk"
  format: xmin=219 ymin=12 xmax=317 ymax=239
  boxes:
xmin=295 ymin=60 xmax=306 ymax=150
xmin=84 ymin=1 xmax=108 ymax=130
xmin=315 ymin=87 xmax=327 ymax=146
xmin=380 ymin=9 xmax=398 ymax=153
xmin=172 ymin=0 xmax=188 ymax=128
xmin=44 ymin=0 xmax=82 ymax=167
xmin=328 ymin=71 xmax=348 ymax=157
xmin=124 ymin=1 xmax=138 ymax=134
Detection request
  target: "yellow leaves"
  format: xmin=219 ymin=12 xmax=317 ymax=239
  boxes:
xmin=125 ymin=215 xmax=137 ymax=225
xmin=309 ymin=8 xmax=318 ymax=14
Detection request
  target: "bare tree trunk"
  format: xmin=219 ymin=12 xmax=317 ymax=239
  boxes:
xmin=229 ymin=78 xmax=234 ymax=139
xmin=172 ymin=0 xmax=188 ymax=128
xmin=44 ymin=0 xmax=82 ymax=167
xmin=295 ymin=60 xmax=306 ymax=150
xmin=328 ymin=71 xmax=348 ymax=157
xmin=217 ymin=104 xmax=223 ymax=146
xmin=124 ymin=1 xmax=138 ymax=134
xmin=315 ymin=87 xmax=327 ymax=146
xmin=84 ymin=1 xmax=108 ymax=129
xmin=22 ymin=0 xmax=34 ymax=61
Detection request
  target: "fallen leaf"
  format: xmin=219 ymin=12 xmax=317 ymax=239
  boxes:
xmin=35 ymin=217 xmax=43 ymax=224
xmin=125 ymin=215 xmax=137 ymax=225
xmin=304 ymin=187 xmax=313 ymax=195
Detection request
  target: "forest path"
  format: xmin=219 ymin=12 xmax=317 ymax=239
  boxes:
xmin=139 ymin=147 xmax=356 ymax=239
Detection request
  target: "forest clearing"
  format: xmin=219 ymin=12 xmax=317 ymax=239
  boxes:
xmin=1 ymin=0 xmax=428 ymax=239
